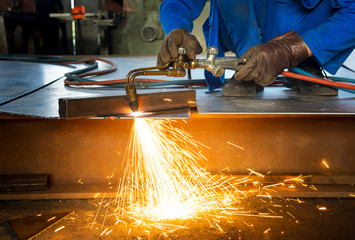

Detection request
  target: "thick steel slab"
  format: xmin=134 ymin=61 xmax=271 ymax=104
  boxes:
xmin=0 ymin=117 xmax=354 ymax=187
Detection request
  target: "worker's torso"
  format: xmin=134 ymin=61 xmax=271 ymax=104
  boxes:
xmin=213 ymin=0 xmax=334 ymax=54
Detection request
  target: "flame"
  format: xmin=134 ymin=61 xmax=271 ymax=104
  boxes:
xmin=129 ymin=112 xmax=149 ymax=118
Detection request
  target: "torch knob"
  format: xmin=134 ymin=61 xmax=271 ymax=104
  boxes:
xmin=178 ymin=47 xmax=187 ymax=55
xmin=207 ymin=46 xmax=219 ymax=55
xmin=211 ymin=66 xmax=224 ymax=77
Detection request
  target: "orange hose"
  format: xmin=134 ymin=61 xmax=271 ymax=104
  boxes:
xmin=62 ymin=58 xmax=117 ymax=77
xmin=63 ymin=57 xmax=206 ymax=87
xmin=281 ymin=71 xmax=355 ymax=90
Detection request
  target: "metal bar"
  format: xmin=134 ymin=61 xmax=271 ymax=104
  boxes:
xmin=58 ymin=89 xmax=197 ymax=118
xmin=0 ymin=174 xmax=49 ymax=192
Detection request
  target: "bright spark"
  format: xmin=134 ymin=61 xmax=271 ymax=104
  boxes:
xmin=284 ymin=178 xmax=304 ymax=182
xmin=54 ymin=226 xmax=65 ymax=232
xmin=226 ymin=141 xmax=244 ymax=150
xmin=92 ymin=119 xmax=292 ymax=234
xmin=263 ymin=183 xmax=285 ymax=189
xmin=322 ymin=159 xmax=330 ymax=168
xmin=247 ymin=168 xmax=265 ymax=178
xmin=114 ymin=119 xmax=238 ymax=222
xmin=47 ymin=216 xmax=56 ymax=222
xmin=100 ymin=228 xmax=109 ymax=236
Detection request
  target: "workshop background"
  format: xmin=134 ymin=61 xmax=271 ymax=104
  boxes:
xmin=0 ymin=0 xmax=209 ymax=56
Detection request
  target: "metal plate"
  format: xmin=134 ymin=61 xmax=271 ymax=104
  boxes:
xmin=196 ymin=87 xmax=355 ymax=114
xmin=0 ymin=56 xmax=354 ymax=118
xmin=0 ymin=61 xmax=72 ymax=105
xmin=0 ymin=55 xmax=355 ymax=118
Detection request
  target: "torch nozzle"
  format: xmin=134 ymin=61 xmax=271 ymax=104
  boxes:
xmin=125 ymin=83 xmax=139 ymax=112
xmin=129 ymin=100 xmax=139 ymax=112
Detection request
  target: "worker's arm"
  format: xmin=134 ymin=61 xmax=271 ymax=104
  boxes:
xmin=159 ymin=0 xmax=207 ymax=34
xmin=157 ymin=0 xmax=207 ymax=66
xmin=301 ymin=1 xmax=355 ymax=74
xmin=235 ymin=1 xmax=355 ymax=86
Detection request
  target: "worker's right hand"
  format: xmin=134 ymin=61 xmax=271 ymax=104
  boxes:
xmin=157 ymin=29 xmax=202 ymax=66
xmin=234 ymin=30 xmax=310 ymax=86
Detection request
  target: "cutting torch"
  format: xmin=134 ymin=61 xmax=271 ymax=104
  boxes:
xmin=125 ymin=46 xmax=247 ymax=112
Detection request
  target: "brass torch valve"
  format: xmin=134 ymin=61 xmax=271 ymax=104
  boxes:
xmin=186 ymin=46 xmax=247 ymax=76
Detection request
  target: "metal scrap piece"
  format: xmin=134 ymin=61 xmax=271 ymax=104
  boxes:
xmin=0 ymin=174 xmax=49 ymax=192
xmin=58 ymin=89 xmax=197 ymax=118
xmin=7 ymin=211 xmax=74 ymax=240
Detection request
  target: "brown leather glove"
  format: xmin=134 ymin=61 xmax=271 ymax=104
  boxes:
xmin=157 ymin=29 xmax=202 ymax=66
xmin=234 ymin=30 xmax=310 ymax=86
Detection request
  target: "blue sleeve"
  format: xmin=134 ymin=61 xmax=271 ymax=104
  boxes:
xmin=159 ymin=0 xmax=207 ymax=34
xmin=301 ymin=0 xmax=355 ymax=74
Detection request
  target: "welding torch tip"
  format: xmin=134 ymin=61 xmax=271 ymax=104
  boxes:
xmin=129 ymin=101 xmax=139 ymax=112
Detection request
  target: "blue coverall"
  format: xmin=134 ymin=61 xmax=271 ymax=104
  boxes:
xmin=159 ymin=0 xmax=355 ymax=92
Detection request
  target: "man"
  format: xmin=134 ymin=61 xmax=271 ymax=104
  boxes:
xmin=157 ymin=0 xmax=355 ymax=96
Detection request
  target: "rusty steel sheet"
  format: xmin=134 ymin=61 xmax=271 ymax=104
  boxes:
xmin=58 ymin=89 xmax=197 ymax=118
xmin=0 ymin=116 xmax=354 ymax=197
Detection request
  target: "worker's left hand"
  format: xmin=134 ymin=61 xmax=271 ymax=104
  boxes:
xmin=157 ymin=29 xmax=202 ymax=66
xmin=234 ymin=30 xmax=310 ymax=86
